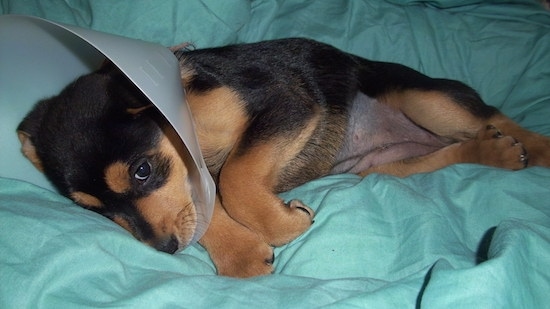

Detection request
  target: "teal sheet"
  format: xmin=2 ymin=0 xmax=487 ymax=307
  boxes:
xmin=1 ymin=1 xmax=550 ymax=308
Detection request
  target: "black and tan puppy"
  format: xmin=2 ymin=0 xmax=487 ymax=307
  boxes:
xmin=18 ymin=38 xmax=550 ymax=277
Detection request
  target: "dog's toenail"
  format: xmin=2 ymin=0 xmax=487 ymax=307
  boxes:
xmin=265 ymin=253 xmax=275 ymax=265
xmin=520 ymin=154 xmax=529 ymax=167
xmin=296 ymin=206 xmax=312 ymax=216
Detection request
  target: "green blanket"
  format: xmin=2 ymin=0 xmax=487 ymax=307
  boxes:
xmin=1 ymin=1 xmax=549 ymax=308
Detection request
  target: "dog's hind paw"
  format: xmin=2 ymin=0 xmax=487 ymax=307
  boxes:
xmin=465 ymin=125 xmax=529 ymax=170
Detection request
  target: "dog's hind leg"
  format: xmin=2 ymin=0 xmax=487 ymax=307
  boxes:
xmin=359 ymin=122 xmax=529 ymax=177
xmin=481 ymin=113 xmax=550 ymax=167
xmin=359 ymin=76 xmax=550 ymax=177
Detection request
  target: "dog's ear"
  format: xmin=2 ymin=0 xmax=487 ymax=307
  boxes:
xmin=96 ymin=58 xmax=124 ymax=74
xmin=17 ymin=100 xmax=50 ymax=172
xmin=126 ymin=104 xmax=154 ymax=115
xmin=106 ymin=70 xmax=155 ymax=116
xmin=17 ymin=131 xmax=43 ymax=172
xmin=97 ymin=62 xmax=154 ymax=116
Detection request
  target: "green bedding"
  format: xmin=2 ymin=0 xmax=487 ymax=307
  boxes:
xmin=1 ymin=1 xmax=550 ymax=308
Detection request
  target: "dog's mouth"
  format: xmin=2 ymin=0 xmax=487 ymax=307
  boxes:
xmin=173 ymin=204 xmax=199 ymax=252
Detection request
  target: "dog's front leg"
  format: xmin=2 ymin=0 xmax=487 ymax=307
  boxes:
xmin=217 ymin=140 xmax=315 ymax=247
xmin=199 ymin=196 xmax=274 ymax=278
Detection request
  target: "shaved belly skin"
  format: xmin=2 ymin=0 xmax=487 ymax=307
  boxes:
xmin=331 ymin=93 xmax=451 ymax=174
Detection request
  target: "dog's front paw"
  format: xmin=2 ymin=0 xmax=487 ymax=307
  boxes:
xmin=467 ymin=125 xmax=528 ymax=170
xmin=200 ymin=200 xmax=276 ymax=278
xmin=287 ymin=199 xmax=315 ymax=217
xmin=261 ymin=199 xmax=314 ymax=247
xmin=213 ymin=230 xmax=274 ymax=278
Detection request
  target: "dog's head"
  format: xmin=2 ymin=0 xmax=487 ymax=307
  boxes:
xmin=17 ymin=63 xmax=198 ymax=253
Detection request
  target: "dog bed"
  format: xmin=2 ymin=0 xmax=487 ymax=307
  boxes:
xmin=1 ymin=1 xmax=549 ymax=308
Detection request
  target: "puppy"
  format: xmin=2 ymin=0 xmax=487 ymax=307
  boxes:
xmin=17 ymin=38 xmax=550 ymax=277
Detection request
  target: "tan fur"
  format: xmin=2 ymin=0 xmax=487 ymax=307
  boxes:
xmin=178 ymin=62 xmax=196 ymax=86
xmin=186 ymin=86 xmax=249 ymax=175
xmin=135 ymin=136 xmax=197 ymax=247
xmin=382 ymin=90 xmax=483 ymax=140
xmin=17 ymin=131 xmax=44 ymax=172
xmin=126 ymin=104 xmax=154 ymax=115
xmin=217 ymin=112 xmax=320 ymax=246
xmin=104 ymin=162 xmax=131 ymax=194
xmin=360 ymin=125 xmax=526 ymax=177
xmin=71 ymin=191 xmax=103 ymax=208
xmin=113 ymin=216 xmax=134 ymax=234
xmin=485 ymin=114 xmax=550 ymax=167
xmin=198 ymin=198 xmax=274 ymax=277
xmin=359 ymin=94 xmax=548 ymax=177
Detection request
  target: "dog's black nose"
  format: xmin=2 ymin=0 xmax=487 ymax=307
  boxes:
xmin=155 ymin=235 xmax=179 ymax=254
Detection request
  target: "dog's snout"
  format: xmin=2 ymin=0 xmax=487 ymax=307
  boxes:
xmin=154 ymin=235 xmax=179 ymax=254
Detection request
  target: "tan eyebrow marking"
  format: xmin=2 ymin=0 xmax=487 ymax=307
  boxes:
xmin=71 ymin=191 xmax=103 ymax=208
xmin=104 ymin=161 xmax=131 ymax=194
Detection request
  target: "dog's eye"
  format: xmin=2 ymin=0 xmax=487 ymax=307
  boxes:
xmin=134 ymin=160 xmax=152 ymax=182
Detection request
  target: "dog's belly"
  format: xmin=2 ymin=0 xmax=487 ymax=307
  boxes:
xmin=331 ymin=93 xmax=451 ymax=174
